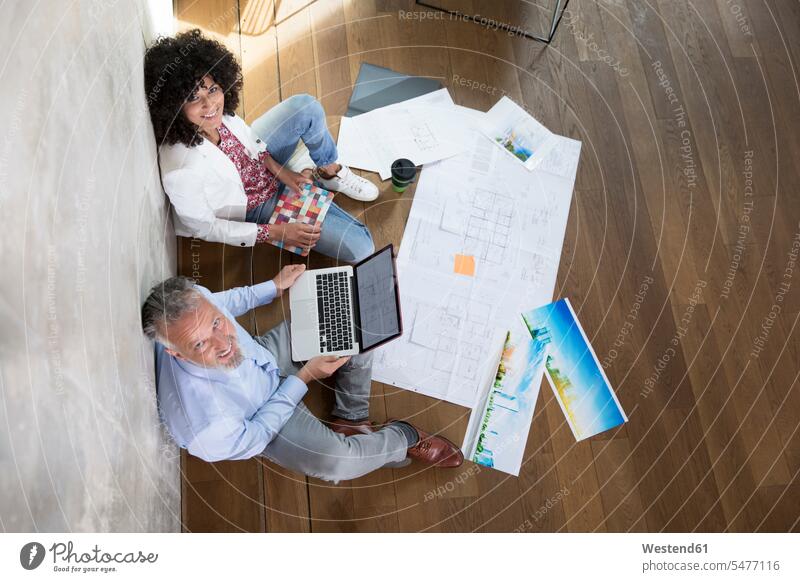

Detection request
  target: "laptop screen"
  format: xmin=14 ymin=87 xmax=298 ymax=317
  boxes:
xmin=354 ymin=245 xmax=401 ymax=351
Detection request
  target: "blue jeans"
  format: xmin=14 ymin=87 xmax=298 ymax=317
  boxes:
xmin=247 ymin=94 xmax=375 ymax=263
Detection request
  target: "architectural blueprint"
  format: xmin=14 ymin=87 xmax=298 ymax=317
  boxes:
xmin=372 ymin=127 xmax=582 ymax=408
xmin=336 ymin=89 xmax=470 ymax=179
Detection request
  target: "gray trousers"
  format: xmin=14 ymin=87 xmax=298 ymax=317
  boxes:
xmin=253 ymin=322 xmax=408 ymax=482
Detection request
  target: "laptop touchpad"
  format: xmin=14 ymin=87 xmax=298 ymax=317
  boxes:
xmin=292 ymin=299 xmax=318 ymax=330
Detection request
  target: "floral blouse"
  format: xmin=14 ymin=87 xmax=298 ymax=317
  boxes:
xmin=216 ymin=122 xmax=280 ymax=243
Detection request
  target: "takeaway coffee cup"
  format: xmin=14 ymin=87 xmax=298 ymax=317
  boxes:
xmin=391 ymin=158 xmax=417 ymax=193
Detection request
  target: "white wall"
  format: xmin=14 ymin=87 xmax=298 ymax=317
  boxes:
xmin=0 ymin=0 xmax=180 ymax=531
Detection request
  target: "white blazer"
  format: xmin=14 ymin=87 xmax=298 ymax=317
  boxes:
xmin=158 ymin=113 xmax=268 ymax=247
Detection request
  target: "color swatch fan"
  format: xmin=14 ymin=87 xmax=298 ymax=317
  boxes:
xmin=268 ymin=184 xmax=334 ymax=256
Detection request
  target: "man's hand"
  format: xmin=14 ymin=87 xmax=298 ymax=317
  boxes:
xmin=276 ymin=167 xmax=313 ymax=195
xmin=297 ymin=356 xmax=351 ymax=383
xmin=271 ymin=264 xmax=306 ymax=296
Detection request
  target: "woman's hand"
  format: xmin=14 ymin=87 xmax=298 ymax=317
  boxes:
xmin=271 ymin=264 xmax=306 ymax=296
xmin=269 ymin=222 xmax=322 ymax=252
xmin=276 ymin=167 xmax=312 ymax=195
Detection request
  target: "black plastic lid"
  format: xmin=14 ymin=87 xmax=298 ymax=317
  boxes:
xmin=391 ymin=158 xmax=417 ymax=180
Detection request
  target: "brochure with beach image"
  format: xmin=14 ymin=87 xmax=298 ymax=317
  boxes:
xmin=481 ymin=96 xmax=558 ymax=171
xmin=462 ymin=317 xmax=549 ymax=476
xmin=521 ymin=298 xmax=627 ymax=441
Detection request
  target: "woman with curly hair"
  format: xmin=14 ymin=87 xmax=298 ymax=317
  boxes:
xmin=144 ymin=29 xmax=378 ymax=261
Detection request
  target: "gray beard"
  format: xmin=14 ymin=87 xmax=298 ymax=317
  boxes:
xmin=220 ymin=348 xmax=245 ymax=369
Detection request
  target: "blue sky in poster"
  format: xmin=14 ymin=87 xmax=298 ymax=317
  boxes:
xmin=523 ymin=299 xmax=626 ymax=439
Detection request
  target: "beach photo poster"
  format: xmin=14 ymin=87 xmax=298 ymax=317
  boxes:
xmin=521 ymin=298 xmax=627 ymax=440
xmin=464 ymin=318 xmax=549 ymax=475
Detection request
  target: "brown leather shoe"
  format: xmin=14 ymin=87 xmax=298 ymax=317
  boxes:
xmin=327 ymin=417 xmax=376 ymax=437
xmin=386 ymin=419 xmax=464 ymax=468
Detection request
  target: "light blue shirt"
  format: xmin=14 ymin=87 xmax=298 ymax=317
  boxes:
xmin=155 ymin=281 xmax=308 ymax=462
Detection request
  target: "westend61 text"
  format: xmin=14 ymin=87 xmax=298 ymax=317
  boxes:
xmin=642 ymin=543 xmax=708 ymax=554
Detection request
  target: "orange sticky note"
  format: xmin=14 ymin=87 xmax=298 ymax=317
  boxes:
xmin=454 ymin=254 xmax=475 ymax=276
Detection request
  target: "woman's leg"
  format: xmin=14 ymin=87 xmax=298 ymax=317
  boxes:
xmin=251 ymin=94 xmax=379 ymax=203
xmin=244 ymin=188 xmax=282 ymax=224
xmin=245 ymin=189 xmax=373 ymax=263
xmin=312 ymin=202 xmax=375 ymax=264
xmin=249 ymin=93 xmax=337 ymax=168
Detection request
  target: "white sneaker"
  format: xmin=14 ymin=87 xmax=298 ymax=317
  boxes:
xmin=316 ymin=164 xmax=379 ymax=202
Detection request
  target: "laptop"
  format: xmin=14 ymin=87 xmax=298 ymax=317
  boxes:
xmin=289 ymin=244 xmax=403 ymax=361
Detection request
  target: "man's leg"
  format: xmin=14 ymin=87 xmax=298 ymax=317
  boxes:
xmin=253 ymin=320 xmax=302 ymax=378
xmin=249 ymin=93 xmax=337 ymax=170
xmin=330 ymin=345 xmax=373 ymax=422
xmin=255 ymin=321 xmax=376 ymax=421
xmin=254 ymin=321 xmax=409 ymax=481
xmin=260 ymin=402 xmax=409 ymax=482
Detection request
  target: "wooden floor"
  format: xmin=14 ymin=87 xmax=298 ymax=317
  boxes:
xmin=172 ymin=0 xmax=800 ymax=532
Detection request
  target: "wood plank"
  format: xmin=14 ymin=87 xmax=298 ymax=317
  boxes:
xmin=591 ymin=438 xmax=648 ymax=531
xmin=181 ymin=457 xmax=265 ymax=532
xmin=260 ymin=459 xmax=310 ymax=532
xmin=714 ymin=0 xmax=761 ymax=58
xmin=240 ymin=0 xmax=280 ymax=122
xmin=517 ymin=451 xmax=569 ymax=533
xmin=275 ymin=4 xmax=318 ymax=98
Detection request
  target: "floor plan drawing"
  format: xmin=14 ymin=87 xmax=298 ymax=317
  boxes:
xmin=411 ymin=122 xmax=439 ymax=151
xmin=373 ymin=129 xmax=582 ymax=407
xmin=335 ymin=90 xmax=471 ymax=179
xmin=463 ymin=188 xmax=514 ymax=265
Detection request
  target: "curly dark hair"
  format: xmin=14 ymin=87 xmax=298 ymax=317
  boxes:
xmin=144 ymin=29 xmax=243 ymax=147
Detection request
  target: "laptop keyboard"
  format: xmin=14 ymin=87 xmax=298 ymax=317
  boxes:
xmin=317 ymin=272 xmax=354 ymax=353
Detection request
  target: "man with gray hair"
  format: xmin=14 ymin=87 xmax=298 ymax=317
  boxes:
xmin=142 ymin=266 xmax=463 ymax=482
